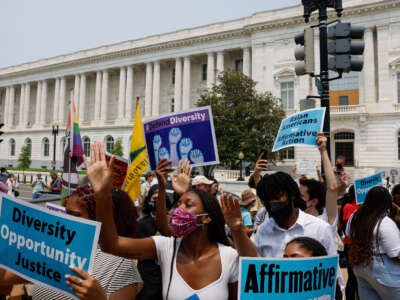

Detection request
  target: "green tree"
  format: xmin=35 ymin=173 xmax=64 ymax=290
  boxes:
xmin=18 ymin=145 xmax=31 ymax=169
xmin=111 ymin=138 xmax=124 ymax=157
xmin=197 ymin=70 xmax=285 ymax=170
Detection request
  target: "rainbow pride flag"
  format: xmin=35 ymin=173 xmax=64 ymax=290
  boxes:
xmin=61 ymin=94 xmax=84 ymax=198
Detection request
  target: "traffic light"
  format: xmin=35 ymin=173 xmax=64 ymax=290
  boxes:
xmin=328 ymin=22 xmax=365 ymax=73
xmin=0 ymin=123 xmax=3 ymax=144
xmin=294 ymin=28 xmax=315 ymax=76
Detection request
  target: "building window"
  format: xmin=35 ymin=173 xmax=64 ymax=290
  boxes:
xmin=170 ymin=98 xmax=175 ymax=113
xmin=281 ymin=147 xmax=295 ymax=160
xmin=235 ymin=59 xmax=243 ymax=73
xmin=202 ymin=64 xmax=207 ymax=81
xmin=105 ymin=136 xmax=114 ymax=153
xmin=280 ymin=82 xmax=294 ymax=110
xmin=172 ymin=68 xmax=175 ymax=84
xmin=42 ymin=138 xmax=50 ymax=157
xmin=339 ymin=96 xmax=349 ymax=106
xmin=330 ymin=72 xmax=359 ymax=91
xmin=334 ymin=131 xmax=354 ymax=166
xmin=83 ymin=136 xmax=90 ymax=157
xmin=9 ymin=139 xmax=15 ymax=156
xmin=25 ymin=138 xmax=32 ymax=156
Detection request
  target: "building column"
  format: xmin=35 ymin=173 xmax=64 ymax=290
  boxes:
xmin=363 ymin=28 xmax=376 ymax=104
xmin=152 ymin=61 xmax=160 ymax=116
xmin=79 ymin=74 xmax=86 ymax=122
xmin=58 ymin=77 xmax=66 ymax=124
xmin=94 ymin=71 xmax=102 ymax=122
xmin=19 ymin=84 xmax=25 ymax=126
xmin=376 ymin=25 xmax=391 ymax=102
xmin=125 ymin=66 xmax=134 ymax=119
xmin=35 ymin=81 xmax=42 ymax=125
xmin=100 ymin=70 xmax=109 ymax=121
xmin=243 ymin=47 xmax=251 ymax=77
xmin=8 ymin=86 xmax=15 ymax=126
xmin=182 ymin=56 xmax=191 ymax=110
xmin=207 ymin=53 xmax=215 ymax=89
xmin=145 ymin=62 xmax=153 ymax=117
xmin=216 ymin=51 xmax=225 ymax=83
xmin=4 ymin=87 xmax=9 ymax=125
xmin=40 ymin=80 xmax=48 ymax=125
xmin=118 ymin=67 xmax=127 ymax=119
xmin=23 ymin=83 xmax=31 ymax=126
xmin=74 ymin=74 xmax=80 ymax=104
xmin=174 ymin=57 xmax=183 ymax=111
xmin=53 ymin=78 xmax=60 ymax=123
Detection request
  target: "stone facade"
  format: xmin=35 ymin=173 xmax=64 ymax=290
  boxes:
xmin=1 ymin=0 xmax=400 ymax=180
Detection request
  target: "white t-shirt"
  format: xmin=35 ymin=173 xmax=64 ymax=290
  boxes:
xmin=346 ymin=214 xmax=400 ymax=258
xmin=152 ymin=236 xmax=238 ymax=300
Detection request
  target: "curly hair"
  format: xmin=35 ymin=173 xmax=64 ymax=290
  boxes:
xmin=348 ymin=186 xmax=392 ymax=267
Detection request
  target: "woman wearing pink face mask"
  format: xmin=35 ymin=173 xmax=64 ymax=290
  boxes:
xmin=84 ymin=142 xmax=238 ymax=300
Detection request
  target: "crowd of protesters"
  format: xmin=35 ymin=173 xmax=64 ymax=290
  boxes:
xmin=0 ymin=133 xmax=399 ymax=300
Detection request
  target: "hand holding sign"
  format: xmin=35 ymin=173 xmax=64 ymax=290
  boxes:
xmin=155 ymin=158 xmax=175 ymax=187
xmin=316 ymin=132 xmax=328 ymax=153
xmin=67 ymin=266 xmax=107 ymax=300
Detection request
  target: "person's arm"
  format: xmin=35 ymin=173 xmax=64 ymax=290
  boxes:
xmin=169 ymin=159 xmax=192 ymax=196
xmin=316 ymin=167 xmax=324 ymax=183
xmin=290 ymin=165 xmax=296 ymax=179
xmin=220 ymin=191 xmax=260 ymax=257
xmin=84 ymin=141 xmax=156 ymax=260
xmin=228 ymin=282 xmax=238 ymax=300
xmin=31 ymin=180 xmax=36 ymax=187
xmin=317 ymin=133 xmax=338 ymax=226
xmin=253 ymin=153 xmax=268 ymax=187
xmin=155 ymin=158 xmax=175 ymax=237
xmin=0 ymin=269 xmax=29 ymax=286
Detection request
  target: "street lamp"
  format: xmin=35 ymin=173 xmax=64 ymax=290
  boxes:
xmin=52 ymin=124 xmax=59 ymax=170
xmin=238 ymin=152 xmax=244 ymax=181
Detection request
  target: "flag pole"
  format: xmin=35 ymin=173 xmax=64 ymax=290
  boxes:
xmin=68 ymin=89 xmax=73 ymax=196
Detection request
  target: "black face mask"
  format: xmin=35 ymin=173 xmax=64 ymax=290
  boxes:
xmin=266 ymin=200 xmax=293 ymax=223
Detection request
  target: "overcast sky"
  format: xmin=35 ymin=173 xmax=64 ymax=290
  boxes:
xmin=0 ymin=0 xmax=301 ymax=68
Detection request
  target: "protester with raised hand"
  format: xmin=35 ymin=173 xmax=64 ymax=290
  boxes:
xmin=85 ymin=141 xmax=238 ymax=300
xmin=169 ymin=159 xmax=192 ymax=196
xmin=251 ymin=152 xmax=268 ymax=187
xmin=347 ymin=186 xmax=400 ymax=299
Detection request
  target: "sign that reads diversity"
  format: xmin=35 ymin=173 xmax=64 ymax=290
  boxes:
xmin=355 ymin=173 xmax=383 ymax=205
xmin=272 ymin=108 xmax=326 ymax=152
xmin=239 ymin=256 xmax=338 ymax=300
xmin=0 ymin=193 xmax=101 ymax=299
xmin=143 ymin=106 xmax=219 ymax=170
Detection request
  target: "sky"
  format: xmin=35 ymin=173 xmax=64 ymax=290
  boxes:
xmin=0 ymin=0 xmax=301 ymax=68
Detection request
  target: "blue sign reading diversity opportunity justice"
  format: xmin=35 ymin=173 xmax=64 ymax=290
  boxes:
xmin=143 ymin=106 xmax=219 ymax=170
xmin=0 ymin=193 xmax=101 ymax=299
xmin=239 ymin=256 xmax=338 ymax=300
xmin=355 ymin=173 xmax=383 ymax=205
xmin=272 ymin=108 xmax=326 ymax=152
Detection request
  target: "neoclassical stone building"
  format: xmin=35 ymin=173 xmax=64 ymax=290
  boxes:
xmin=1 ymin=0 xmax=400 ymax=180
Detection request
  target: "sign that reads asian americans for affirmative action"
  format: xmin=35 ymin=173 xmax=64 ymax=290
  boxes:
xmin=143 ymin=106 xmax=219 ymax=170
xmin=272 ymin=108 xmax=326 ymax=152
xmin=239 ymin=256 xmax=338 ymax=300
xmin=0 ymin=193 xmax=101 ymax=299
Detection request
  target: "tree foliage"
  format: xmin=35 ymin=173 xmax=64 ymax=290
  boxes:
xmin=111 ymin=138 xmax=124 ymax=157
xmin=18 ymin=145 xmax=32 ymax=169
xmin=197 ymin=70 xmax=285 ymax=167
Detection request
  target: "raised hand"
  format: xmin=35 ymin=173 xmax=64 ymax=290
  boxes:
xmin=169 ymin=128 xmax=182 ymax=167
xmin=66 ymin=266 xmax=107 ymax=300
xmin=179 ymin=138 xmax=193 ymax=163
xmin=220 ymin=189 xmax=243 ymax=229
xmin=158 ymin=147 xmax=170 ymax=161
xmin=153 ymin=135 xmax=162 ymax=166
xmin=155 ymin=158 xmax=175 ymax=187
xmin=253 ymin=152 xmax=268 ymax=185
xmin=170 ymin=159 xmax=192 ymax=196
xmin=83 ymin=141 xmax=114 ymax=195
xmin=316 ymin=132 xmax=327 ymax=153
xmin=189 ymin=149 xmax=204 ymax=164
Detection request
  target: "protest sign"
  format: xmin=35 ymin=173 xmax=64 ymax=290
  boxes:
xmin=272 ymin=108 xmax=326 ymax=152
xmin=239 ymin=255 xmax=338 ymax=300
xmin=355 ymin=172 xmax=383 ymax=205
xmin=143 ymin=106 xmax=219 ymax=170
xmin=296 ymin=160 xmax=317 ymax=177
xmin=105 ymin=153 xmax=128 ymax=189
xmin=0 ymin=193 xmax=101 ymax=299
xmin=45 ymin=203 xmax=66 ymax=214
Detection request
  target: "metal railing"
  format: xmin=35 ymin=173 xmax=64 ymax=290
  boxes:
xmin=330 ymin=105 xmax=360 ymax=113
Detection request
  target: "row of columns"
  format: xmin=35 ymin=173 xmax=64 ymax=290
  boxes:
xmin=2 ymin=47 xmax=252 ymax=127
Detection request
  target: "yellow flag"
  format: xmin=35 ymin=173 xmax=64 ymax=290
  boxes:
xmin=124 ymin=101 xmax=149 ymax=202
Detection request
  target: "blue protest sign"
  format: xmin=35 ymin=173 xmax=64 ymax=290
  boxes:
xmin=0 ymin=193 xmax=100 ymax=299
xmin=143 ymin=106 xmax=219 ymax=170
xmin=355 ymin=173 xmax=383 ymax=205
xmin=239 ymin=256 xmax=338 ymax=300
xmin=272 ymin=108 xmax=326 ymax=152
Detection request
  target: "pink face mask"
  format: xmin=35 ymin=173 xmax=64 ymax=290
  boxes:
xmin=170 ymin=208 xmax=208 ymax=237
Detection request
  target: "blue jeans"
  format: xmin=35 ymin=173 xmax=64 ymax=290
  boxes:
xmin=353 ymin=254 xmax=400 ymax=300
xmin=32 ymin=193 xmax=42 ymax=199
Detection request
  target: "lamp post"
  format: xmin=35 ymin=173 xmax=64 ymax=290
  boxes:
xmin=238 ymin=152 xmax=244 ymax=181
xmin=52 ymin=124 xmax=59 ymax=170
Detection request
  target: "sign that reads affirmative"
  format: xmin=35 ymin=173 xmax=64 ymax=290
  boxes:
xmin=355 ymin=173 xmax=383 ymax=205
xmin=239 ymin=256 xmax=338 ymax=300
xmin=0 ymin=193 xmax=101 ymax=299
xmin=272 ymin=108 xmax=326 ymax=152
xmin=143 ymin=106 xmax=219 ymax=170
